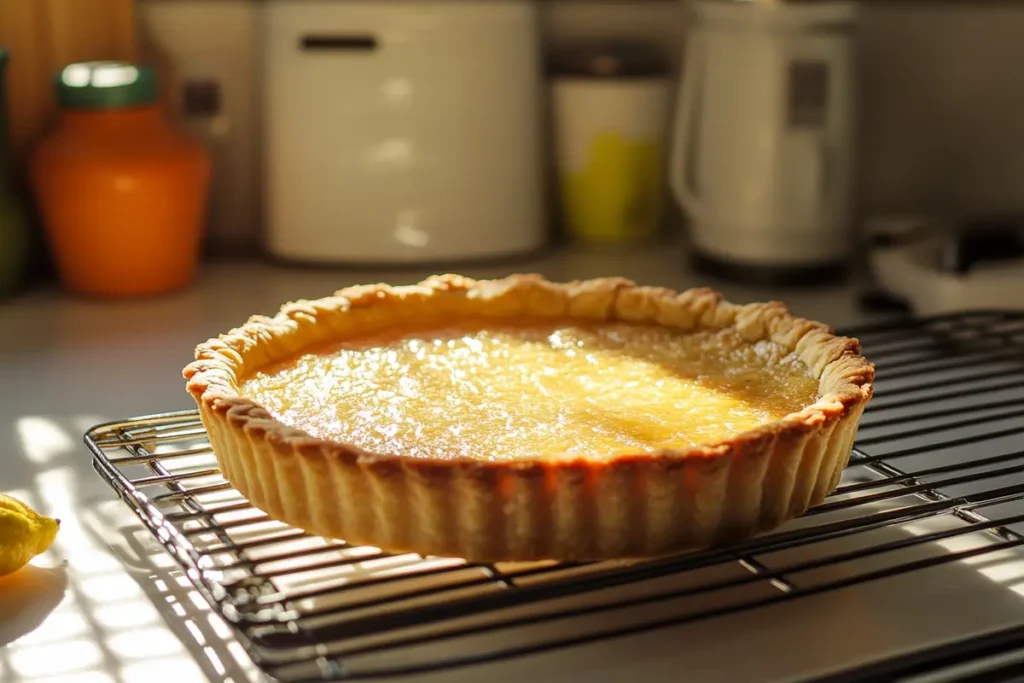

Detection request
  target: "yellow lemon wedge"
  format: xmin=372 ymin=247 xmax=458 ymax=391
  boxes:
xmin=0 ymin=494 xmax=59 ymax=577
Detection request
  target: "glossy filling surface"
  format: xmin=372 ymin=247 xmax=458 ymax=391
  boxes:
xmin=241 ymin=320 xmax=819 ymax=461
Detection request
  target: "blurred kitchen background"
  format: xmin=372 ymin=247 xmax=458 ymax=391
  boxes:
xmin=4 ymin=6 xmax=1024 ymax=679
xmin=1 ymin=0 xmax=1023 ymax=314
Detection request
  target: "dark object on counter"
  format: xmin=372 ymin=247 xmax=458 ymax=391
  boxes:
xmin=940 ymin=218 xmax=1024 ymax=275
xmin=691 ymin=252 xmax=848 ymax=288
xmin=30 ymin=61 xmax=211 ymax=299
xmin=548 ymin=42 xmax=670 ymax=79
xmin=858 ymin=289 xmax=912 ymax=316
xmin=0 ymin=48 xmax=31 ymax=299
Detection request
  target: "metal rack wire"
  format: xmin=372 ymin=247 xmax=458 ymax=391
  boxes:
xmin=85 ymin=311 xmax=1024 ymax=682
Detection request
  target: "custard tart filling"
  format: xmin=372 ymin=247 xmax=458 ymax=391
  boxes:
xmin=241 ymin=319 xmax=819 ymax=461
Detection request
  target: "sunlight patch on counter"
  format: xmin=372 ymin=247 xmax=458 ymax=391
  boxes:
xmin=17 ymin=416 xmax=75 ymax=465
xmin=8 ymin=639 xmax=103 ymax=677
xmin=91 ymin=601 xmax=162 ymax=630
xmin=119 ymin=655 xmax=206 ymax=683
xmin=0 ymin=413 xmax=224 ymax=683
xmin=21 ymin=672 xmax=115 ymax=683
xmin=902 ymin=517 xmax=1024 ymax=599
xmin=9 ymin=608 xmax=90 ymax=645
xmin=106 ymin=627 xmax=186 ymax=660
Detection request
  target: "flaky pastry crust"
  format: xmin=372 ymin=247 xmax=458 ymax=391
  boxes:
xmin=183 ymin=274 xmax=874 ymax=561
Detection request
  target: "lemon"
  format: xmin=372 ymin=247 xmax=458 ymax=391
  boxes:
xmin=0 ymin=494 xmax=59 ymax=577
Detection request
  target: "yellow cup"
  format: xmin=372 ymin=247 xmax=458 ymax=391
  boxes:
xmin=552 ymin=73 xmax=670 ymax=246
xmin=561 ymin=130 xmax=664 ymax=244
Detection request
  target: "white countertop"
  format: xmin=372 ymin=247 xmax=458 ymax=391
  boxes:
xmin=0 ymin=249 xmax=870 ymax=683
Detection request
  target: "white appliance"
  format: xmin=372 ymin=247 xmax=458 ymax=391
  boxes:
xmin=868 ymin=216 xmax=1024 ymax=315
xmin=670 ymin=0 xmax=858 ymax=282
xmin=263 ymin=0 xmax=546 ymax=265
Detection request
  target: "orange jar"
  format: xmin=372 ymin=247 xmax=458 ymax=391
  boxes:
xmin=31 ymin=61 xmax=210 ymax=298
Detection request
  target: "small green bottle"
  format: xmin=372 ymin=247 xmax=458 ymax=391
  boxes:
xmin=0 ymin=48 xmax=30 ymax=298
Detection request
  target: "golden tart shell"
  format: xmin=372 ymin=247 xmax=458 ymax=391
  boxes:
xmin=183 ymin=274 xmax=874 ymax=562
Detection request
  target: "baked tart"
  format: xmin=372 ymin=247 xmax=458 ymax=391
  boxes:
xmin=184 ymin=275 xmax=874 ymax=562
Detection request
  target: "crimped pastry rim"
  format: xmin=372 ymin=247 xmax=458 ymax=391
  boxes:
xmin=182 ymin=274 xmax=875 ymax=561
xmin=183 ymin=274 xmax=874 ymax=469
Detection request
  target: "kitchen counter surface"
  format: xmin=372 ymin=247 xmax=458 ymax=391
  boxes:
xmin=0 ymin=249 xmax=872 ymax=683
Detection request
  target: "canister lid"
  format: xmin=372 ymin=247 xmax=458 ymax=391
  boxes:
xmin=699 ymin=0 xmax=855 ymax=4
xmin=55 ymin=62 xmax=158 ymax=109
xmin=549 ymin=43 xmax=670 ymax=79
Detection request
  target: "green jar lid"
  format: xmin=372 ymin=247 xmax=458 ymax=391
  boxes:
xmin=55 ymin=61 xmax=158 ymax=110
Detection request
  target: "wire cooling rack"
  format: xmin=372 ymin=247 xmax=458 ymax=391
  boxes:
xmin=85 ymin=311 xmax=1024 ymax=682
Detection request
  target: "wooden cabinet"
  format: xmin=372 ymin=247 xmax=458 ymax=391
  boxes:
xmin=0 ymin=0 xmax=137 ymax=173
